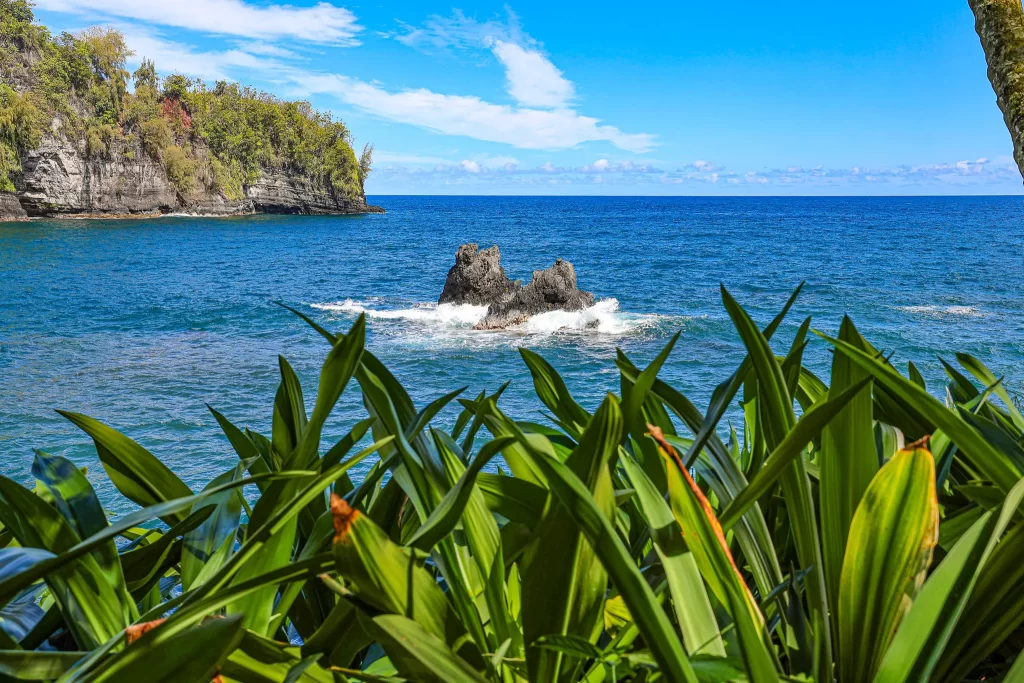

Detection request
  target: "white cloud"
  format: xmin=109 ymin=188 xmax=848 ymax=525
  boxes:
xmin=575 ymin=159 xmax=661 ymax=173
xmin=460 ymin=160 xmax=481 ymax=173
xmin=293 ymin=73 xmax=656 ymax=152
xmin=393 ymin=9 xmax=525 ymax=53
xmin=652 ymin=158 xmax=1022 ymax=186
xmin=120 ymin=27 xmax=283 ymax=80
xmin=34 ymin=0 xmax=363 ymax=44
xmin=491 ymin=40 xmax=573 ymax=108
xmin=117 ymin=15 xmax=654 ymax=154
xmin=384 ymin=10 xmax=651 ymax=148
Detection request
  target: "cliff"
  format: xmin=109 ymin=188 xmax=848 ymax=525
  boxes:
xmin=0 ymin=3 xmax=381 ymax=220
xmin=1 ymin=129 xmax=381 ymax=219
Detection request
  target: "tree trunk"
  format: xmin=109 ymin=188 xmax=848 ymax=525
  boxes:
xmin=969 ymin=0 xmax=1024 ymax=180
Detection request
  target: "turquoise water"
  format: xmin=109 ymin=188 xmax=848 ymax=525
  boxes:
xmin=2 ymin=195 xmax=1023 ymax=510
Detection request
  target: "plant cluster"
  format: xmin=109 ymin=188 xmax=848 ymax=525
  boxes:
xmin=0 ymin=1 xmax=366 ymax=197
xmin=0 ymin=286 xmax=1022 ymax=682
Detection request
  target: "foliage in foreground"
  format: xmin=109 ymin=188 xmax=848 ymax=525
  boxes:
xmin=0 ymin=0 xmax=368 ymax=196
xmin=1 ymin=287 xmax=1024 ymax=682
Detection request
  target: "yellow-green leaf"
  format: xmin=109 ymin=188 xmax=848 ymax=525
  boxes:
xmin=838 ymin=440 xmax=939 ymax=682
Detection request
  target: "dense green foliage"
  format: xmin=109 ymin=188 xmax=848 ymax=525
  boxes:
xmin=1 ymin=287 xmax=1024 ymax=681
xmin=0 ymin=0 xmax=365 ymax=196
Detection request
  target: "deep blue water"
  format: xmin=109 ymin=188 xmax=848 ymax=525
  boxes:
xmin=2 ymin=195 xmax=1023 ymax=511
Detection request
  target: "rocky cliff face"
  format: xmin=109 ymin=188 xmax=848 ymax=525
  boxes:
xmin=17 ymin=135 xmax=177 ymax=216
xmin=4 ymin=132 xmax=380 ymax=219
xmin=0 ymin=191 xmax=26 ymax=220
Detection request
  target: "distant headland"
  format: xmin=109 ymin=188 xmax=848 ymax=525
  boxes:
xmin=0 ymin=1 xmax=382 ymax=220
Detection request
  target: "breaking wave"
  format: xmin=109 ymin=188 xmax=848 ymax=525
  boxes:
xmin=310 ymin=297 xmax=663 ymax=336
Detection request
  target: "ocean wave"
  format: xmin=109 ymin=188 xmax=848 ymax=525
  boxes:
xmin=311 ymin=299 xmax=489 ymax=325
xmin=897 ymin=305 xmax=985 ymax=318
xmin=310 ymin=297 xmax=661 ymax=335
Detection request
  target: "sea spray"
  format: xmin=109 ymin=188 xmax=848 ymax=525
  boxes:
xmin=311 ymin=298 xmax=655 ymax=335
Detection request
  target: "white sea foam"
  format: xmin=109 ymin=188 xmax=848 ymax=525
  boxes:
xmin=518 ymin=299 xmax=641 ymax=334
xmin=897 ymin=305 xmax=984 ymax=318
xmin=310 ymin=297 xmax=658 ymax=336
xmin=312 ymin=299 xmax=488 ymax=325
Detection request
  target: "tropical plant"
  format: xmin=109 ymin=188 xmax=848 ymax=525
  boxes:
xmin=0 ymin=286 xmax=1023 ymax=682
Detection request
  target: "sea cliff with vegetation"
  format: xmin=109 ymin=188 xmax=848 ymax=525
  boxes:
xmin=0 ymin=0 xmax=379 ymax=218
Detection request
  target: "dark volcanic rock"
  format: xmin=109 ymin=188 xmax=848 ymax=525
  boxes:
xmin=439 ymin=244 xmax=520 ymax=305
xmin=438 ymin=243 xmax=594 ymax=329
xmin=476 ymin=258 xmax=595 ymax=329
xmin=0 ymin=191 xmax=27 ymax=221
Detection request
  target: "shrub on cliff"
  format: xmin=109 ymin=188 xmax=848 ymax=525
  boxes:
xmin=1 ymin=287 xmax=1024 ymax=681
xmin=0 ymin=1 xmax=369 ymax=198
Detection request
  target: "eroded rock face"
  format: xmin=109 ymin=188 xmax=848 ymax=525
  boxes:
xmin=18 ymin=135 xmax=178 ymax=216
xmin=11 ymin=129 xmax=382 ymax=217
xmin=247 ymin=169 xmax=378 ymax=215
xmin=439 ymin=244 xmax=520 ymax=305
xmin=0 ymin=191 xmax=27 ymax=221
xmin=438 ymin=243 xmax=595 ymax=329
xmin=476 ymin=258 xmax=595 ymax=329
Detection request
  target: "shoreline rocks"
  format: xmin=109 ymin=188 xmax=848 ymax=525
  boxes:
xmin=438 ymin=243 xmax=595 ymax=330
xmin=0 ymin=192 xmax=27 ymax=221
xmin=0 ymin=130 xmax=384 ymax=221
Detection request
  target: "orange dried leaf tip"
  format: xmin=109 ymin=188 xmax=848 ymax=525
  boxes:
xmin=125 ymin=618 xmax=165 ymax=645
xmin=646 ymin=423 xmax=748 ymax=587
xmin=646 ymin=425 xmax=687 ymax=472
xmin=906 ymin=434 xmax=932 ymax=451
xmin=330 ymin=492 xmax=359 ymax=542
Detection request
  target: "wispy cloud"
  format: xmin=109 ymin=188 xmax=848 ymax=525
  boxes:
xmin=291 ymin=73 xmax=655 ymax=152
xmin=113 ymin=11 xmax=653 ymax=153
xmin=120 ymin=27 xmax=286 ymax=80
xmin=373 ymin=9 xmax=651 ymax=149
xmin=34 ymin=0 xmax=363 ymax=45
xmin=392 ymin=8 xmax=526 ymax=53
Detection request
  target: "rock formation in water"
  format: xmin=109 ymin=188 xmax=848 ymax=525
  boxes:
xmin=438 ymin=244 xmax=520 ymax=306
xmin=439 ymin=243 xmax=595 ymax=330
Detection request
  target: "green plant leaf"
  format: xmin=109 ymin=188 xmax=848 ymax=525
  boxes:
xmin=837 ymin=441 xmax=938 ymax=682
xmin=370 ymin=614 xmax=489 ymax=683
xmin=718 ymin=377 xmax=871 ymax=530
xmin=80 ymin=615 xmax=245 ymax=683
xmin=819 ymin=316 xmax=878 ymax=650
xmin=521 ymin=394 xmax=620 ymax=683
xmin=816 ymin=330 xmax=1022 ymax=492
xmin=512 ymin=425 xmax=697 ymax=683
xmin=57 ymin=411 xmax=194 ymax=525
xmin=0 ymin=476 xmax=127 ymax=649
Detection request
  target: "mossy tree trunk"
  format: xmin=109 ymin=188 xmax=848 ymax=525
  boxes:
xmin=969 ymin=0 xmax=1024 ymax=180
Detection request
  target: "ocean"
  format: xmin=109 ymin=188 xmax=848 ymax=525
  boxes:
xmin=1 ymin=195 xmax=1022 ymax=510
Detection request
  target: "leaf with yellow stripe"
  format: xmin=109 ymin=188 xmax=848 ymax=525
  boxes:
xmin=837 ymin=438 xmax=939 ymax=682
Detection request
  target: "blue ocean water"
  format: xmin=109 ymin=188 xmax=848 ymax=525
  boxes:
xmin=1 ymin=195 xmax=1023 ymax=511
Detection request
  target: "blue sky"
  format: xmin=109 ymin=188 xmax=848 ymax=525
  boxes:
xmin=31 ymin=0 xmax=1024 ymax=195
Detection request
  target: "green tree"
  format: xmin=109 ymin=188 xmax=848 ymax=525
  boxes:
xmin=133 ymin=57 xmax=158 ymax=91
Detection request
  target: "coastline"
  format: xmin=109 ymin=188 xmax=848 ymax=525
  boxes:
xmin=0 ymin=191 xmax=385 ymax=222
